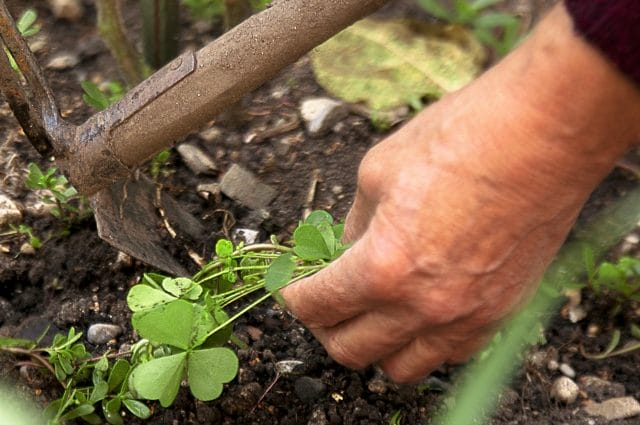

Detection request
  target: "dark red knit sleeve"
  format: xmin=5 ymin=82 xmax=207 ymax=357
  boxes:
xmin=564 ymin=0 xmax=640 ymax=86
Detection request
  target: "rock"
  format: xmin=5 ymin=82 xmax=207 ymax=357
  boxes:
xmin=176 ymin=143 xmax=218 ymax=175
xmin=244 ymin=325 xmax=263 ymax=341
xmin=0 ymin=298 xmax=14 ymax=326
xmin=219 ymin=164 xmax=277 ymax=209
xmin=295 ymin=376 xmax=326 ymax=403
xmin=300 ymin=97 xmax=348 ymax=137
xmin=46 ymin=52 xmax=80 ymax=70
xmin=196 ymin=182 xmax=221 ymax=201
xmin=568 ymin=305 xmax=587 ymax=323
xmin=275 ymin=360 xmax=306 ymax=376
xmin=307 ymin=407 xmax=329 ymax=425
xmin=19 ymin=243 xmax=36 ymax=256
xmin=578 ymin=376 xmax=626 ymax=401
xmin=199 ymin=126 xmax=222 ymax=143
xmin=547 ymin=359 xmax=559 ymax=371
xmin=550 ymin=376 xmax=579 ymax=404
xmin=48 ymin=0 xmax=84 ymax=21
xmin=367 ymin=375 xmax=388 ymax=395
xmin=232 ymin=228 xmax=260 ymax=245
xmin=583 ymin=397 xmax=640 ymax=420
xmin=87 ymin=323 xmax=122 ymax=345
xmin=0 ymin=193 xmax=21 ymax=226
xmin=559 ymin=363 xmax=576 ymax=378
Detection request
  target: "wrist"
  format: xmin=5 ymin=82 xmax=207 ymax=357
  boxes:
xmin=478 ymin=3 xmax=640 ymax=188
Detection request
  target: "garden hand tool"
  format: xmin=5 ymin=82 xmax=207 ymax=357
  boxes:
xmin=0 ymin=0 xmax=388 ymax=274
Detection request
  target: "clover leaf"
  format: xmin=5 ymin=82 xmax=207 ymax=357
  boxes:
xmin=187 ymin=348 xmax=238 ymax=401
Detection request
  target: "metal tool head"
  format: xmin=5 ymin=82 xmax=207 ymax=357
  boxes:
xmin=0 ymin=1 xmax=197 ymax=275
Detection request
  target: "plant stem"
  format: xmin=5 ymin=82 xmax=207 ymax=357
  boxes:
xmin=1 ymin=347 xmax=63 ymax=388
xmin=206 ymin=292 xmax=272 ymax=339
xmin=95 ymin=0 xmax=149 ymax=87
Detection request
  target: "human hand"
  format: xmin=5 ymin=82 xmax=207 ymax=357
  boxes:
xmin=282 ymin=4 xmax=640 ymax=383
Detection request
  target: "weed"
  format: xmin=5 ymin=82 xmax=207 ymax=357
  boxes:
xmin=182 ymin=0 xmax=271 ymax=21
xmin=0 ymin=210 xmax=347 ymax=423
xmin=25 ymin=163 xmax=91 ymax=231
xmin=81 ymin=80 xmax=125 ymax=111
xmin=8 ymin=223 xmax=42 ymax=249
xmin=389 ymin=410 xmax=404 ymax=425
xmin=4 ymin=8 xmax=40 ymax=73
xmin=417 ymin=0 xmax=522 ymax=57
xmin=150 ymin=149 xmax=173 ymax=180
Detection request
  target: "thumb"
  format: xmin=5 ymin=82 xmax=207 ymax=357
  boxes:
xmin=280 ymin=231 xmax=378 ymax=328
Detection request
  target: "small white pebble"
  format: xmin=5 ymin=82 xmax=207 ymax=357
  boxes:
xmin=559 ymin=363 xmax=576 ymax=378
xmin=550 ymin=376 xmax=579 ymax=404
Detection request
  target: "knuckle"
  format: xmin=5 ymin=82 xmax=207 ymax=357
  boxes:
xmin=325 ymin=334 xmax=368 ymax=370
xmin=381 ymin=361 xmax=424 ymax=384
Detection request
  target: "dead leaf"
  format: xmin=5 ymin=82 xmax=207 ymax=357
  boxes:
xmin=311 ymin=19 xmax=486 ymax=111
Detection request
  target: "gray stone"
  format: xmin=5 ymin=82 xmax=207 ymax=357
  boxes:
xmin=220 ymin=164 xmax=277 ymax=209
xmin=176 ymin=143 xmax=218 ymax=175
xmin=583 ymin=397 xmax=640 ymax=420
xmin=550 ymin=376 xmax=579 ymax=404
xmin=232 ymin=228 xmax=260 ymax=245
xmin=559 ymin=363 xmax=576 ymax=378
xmin=547 ymin=359 xmax=559 ymax=371
xmin=295 ymin=376 xmax=326 ymax=404
xmin=46 ymin=52 xmax=80 ymax=70
xmin=300 ymin=97 xmax=348 ymax=137
xmin=579 ymin=375 xmax=626 ymax=401
xmin=87 ymin=323 xmax=122 ymax=345
xmin=48 ymin=0 xmax=84 ymax=21
xmin=0 ymin=193 xmax=21 ymax=226
xmin=307 ymin=407 xmax=329 ymax=425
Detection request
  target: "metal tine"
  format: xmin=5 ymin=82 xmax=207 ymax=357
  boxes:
xmin=0 ymin=1 xmax=59 ymax=120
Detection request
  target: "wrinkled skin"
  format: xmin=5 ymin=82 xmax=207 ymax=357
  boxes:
xmin=282 ymin=4 xmax=640 ymax=383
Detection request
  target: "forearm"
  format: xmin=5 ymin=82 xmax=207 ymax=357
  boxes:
xmin=496 ymin=2 xmax=640 ymax=171
xmin=442 ymin=2 xmax=640 ymax=205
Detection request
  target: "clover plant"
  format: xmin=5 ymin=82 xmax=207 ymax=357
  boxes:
xmin=0 ymin=210 xmax=347 ymax=423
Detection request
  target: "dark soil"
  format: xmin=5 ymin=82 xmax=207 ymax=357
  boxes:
xmin=1 ymin=1 xmax=639 ymax=424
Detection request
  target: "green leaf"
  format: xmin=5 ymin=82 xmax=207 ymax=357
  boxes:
xmin=132 ymin=300 xmax=194 ymax=349
xmin=187 ymin=348 xmax=238 ymax=401
xmin=317 ymin=222 xmax=337 ymax=258
xmin=90 ymin=380 xmax=109 ymax=403
xmin=108 ymin=359 xmax=131 ymax=392
xmin=473 ymin=12 xmax=519 ymax=29
xmin=293 ymin=224 xmax=332 ymax=261
xmin=311 ymin=19 xmax=484 ymax=111
xmin=59 ymin=403 xmax=95 ymax=421
xmin=127 ymin=284 xmax=177 ymax=312
xmin=26 ymin=163 xmax=45 ymax=189
xmin=265 ymin=253 xmax=296 ymax=293
xmin=202 ymin=307 xmax=232 ymax=348
xmin=470 ymin=0 xmax=504 ymax=11
xmin=0 ymin=336 xmax=36 ymax=349
xmin=81 ymin=81 xmax=110 ymax=111
xmin=103 ymin=398 xmax=123 ymax=425
xmin=141 ymin=272 xmax=168 ymax=288
xmin=130 ymin=352 xmax=187 ymax=408
xmin=123 ymin=399 xmax=151 ymax=419
xmin=304 ymin=210 xmax=333 ymax=226
xmin=162 ymin=277 xmax=199 ymax=298
xmin=417 ymin=0 xmax=452 ymax=21
xmin=215 ymin=239 xmax=234 ymax=258
xmin=190 ymin=304 xmax=216 ymax=348
xmin=17 ymin=9 xmax=37 ymax=34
